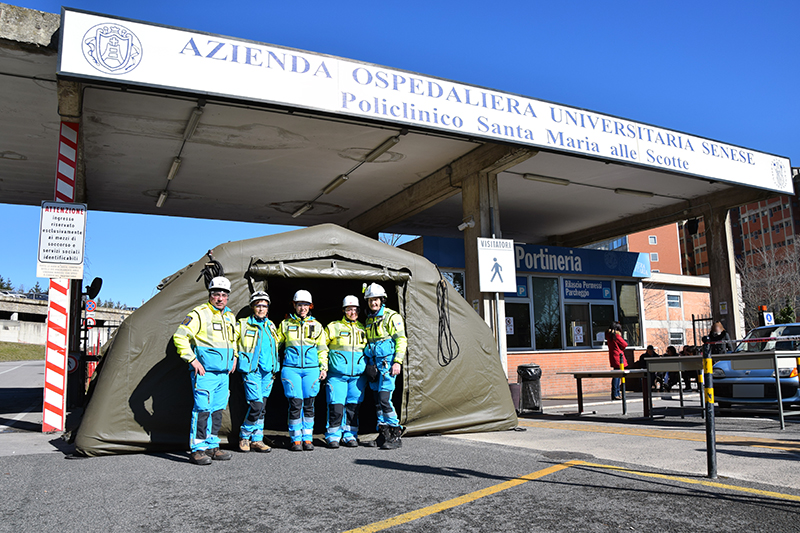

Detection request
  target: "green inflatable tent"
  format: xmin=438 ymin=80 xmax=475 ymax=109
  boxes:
xmin=75 ymin=224 xmax=517 ymax=455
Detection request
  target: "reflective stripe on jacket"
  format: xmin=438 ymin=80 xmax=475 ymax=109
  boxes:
xmin=173 ymin=302 xmax=238 ymax=372
xmin=364 ymin=306 xmax=407 ymax=364
xmin=325 ymin=317 xmax=367 ymax=376
xmin=276 ymin=314 xmax=328 ymax=370
xmin=237 ymin=315 xmax=279 ymax=374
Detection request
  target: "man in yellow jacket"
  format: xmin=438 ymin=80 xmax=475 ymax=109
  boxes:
xmin=363 ymin=283 xmax=406 ymax=450
xmin=173 ymin=276 xmax=238 ymax=465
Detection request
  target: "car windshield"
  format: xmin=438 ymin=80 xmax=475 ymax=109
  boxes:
xmin=734 ymin=325 xmax=800 ymax=352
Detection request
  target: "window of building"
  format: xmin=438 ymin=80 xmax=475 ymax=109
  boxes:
xmin=616 ymin=281 xmax=641 ymax=346
xmin=669 ymin=331 xmax=685 ymax=345
xmin=532 ymin=277 xmax=562 ymax=350
xmin=440 ymin=270 xmax=465 ymax=298
xmin=667 ymin=294 xmax=682 ymax=308
xmin=650 ymin=252 xmax=659 ymax=262
xmin=648 ymin=235 xmax=657 ymax=245
xmin=505 ymin=302 xmax=532 ymax=349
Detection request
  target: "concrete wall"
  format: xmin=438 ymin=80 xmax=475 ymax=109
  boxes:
xmin=0 ymin=319 xmax=45 ymax=345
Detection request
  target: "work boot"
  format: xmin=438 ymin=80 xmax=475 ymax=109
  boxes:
xmin=239 ymin=439 xmax=250 ymax=453
xmin=303 ymin=441 xmax=314 ymax=451
xmin=326 ymin=440 xmax=340 ymax=449
xmin=289 ymin=441 xmax=303 ymax=452
xmin=343 ymin=439 xmax=358 ymax=448
xmin=371 ymin=424 xmax=389 ymax=448
xmin=380 ymin=426 xmax=402 ymax=450
xmin=250 ymin=441 xmax=271 ymax=453
xmin=190 ymin=450 xmax=212 ymax=465
xmin=206 ymin=448 xmax=232 ymax=461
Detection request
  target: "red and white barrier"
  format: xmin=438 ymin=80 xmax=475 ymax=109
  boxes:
xmin=42 ymin=121 xmax=79 ymax=432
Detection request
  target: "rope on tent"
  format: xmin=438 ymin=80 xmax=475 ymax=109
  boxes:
xmin=436 ymin=269 xmax=460 ymax=367
xmin=196 ymin=250 xmax=225 ymax=289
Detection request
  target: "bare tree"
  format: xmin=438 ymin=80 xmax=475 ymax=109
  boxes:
xmin=379 ymin=233 xmax=403 ymax=246
xmin=737 ymin=245 xmax=800 ymax=330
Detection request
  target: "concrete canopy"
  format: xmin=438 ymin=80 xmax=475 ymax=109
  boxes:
xmin=0 ymin=4 xmax=788 ymax=247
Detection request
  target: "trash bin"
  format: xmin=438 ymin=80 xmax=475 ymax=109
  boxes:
xmin=517 ymin=364 xmax=542 ymax=412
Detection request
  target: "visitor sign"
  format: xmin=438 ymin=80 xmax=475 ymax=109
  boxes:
xmin=477 ymin=238 xmax=516 ymax=293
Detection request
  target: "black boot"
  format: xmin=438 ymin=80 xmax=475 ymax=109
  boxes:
xmin=380 ymin=426 xmax=402 ymax=450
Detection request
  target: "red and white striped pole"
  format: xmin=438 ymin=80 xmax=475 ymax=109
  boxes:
xmin=42 ymin=121 xmax=79 ymax=432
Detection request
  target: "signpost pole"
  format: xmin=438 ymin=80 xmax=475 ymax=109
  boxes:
xmin=41 ymin=121 xmax=81 ymax=433
xmin=702 ymin=340 xmax=717 ymax=478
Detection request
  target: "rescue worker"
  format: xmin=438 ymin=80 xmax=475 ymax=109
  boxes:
xmin=324 ymin=295 xmax=367 ymax=448
xmin=363 ymin=283 xmax=407 ymax=450
xmin=276 ymin=290 xmax=328 ymax=451
xmin=173 ymin=276 xmax=238 ymax=465
xmin=236 ymin=291 xmax=279 ymax=453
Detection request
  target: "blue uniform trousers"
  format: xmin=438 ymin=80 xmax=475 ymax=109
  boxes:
xmin=190 ymin=370 xmax=229 ymax=452
xmin=368 ymin=357 xmax=400 ymax=428
xmin=325 ymin=373 xmax=366 ymax=443
xmin=281 ymin=366 xmax=320 ymax=443
xmin=240 ymin=368 xmax=277 ymax=441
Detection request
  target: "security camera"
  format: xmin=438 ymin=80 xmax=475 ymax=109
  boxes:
xmin=458 ymin=218 xmax=475 ymax=231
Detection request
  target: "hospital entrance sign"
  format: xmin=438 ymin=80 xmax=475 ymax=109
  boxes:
xmin=477 ymin=238 xmax=516 ymax=293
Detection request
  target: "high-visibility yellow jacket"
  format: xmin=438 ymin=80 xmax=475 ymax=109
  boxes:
xmin=173 ymin=302 xmax=238 ymax=372
xmin=276 ymin=314 xmax=328 ymax=371
xmin=365 ymin=306 xmax=406 ymax=365
xmin=325 ymin=317 xmax=367 ymax=376
xmin=237 ymin=315 xmax=279 ymax=374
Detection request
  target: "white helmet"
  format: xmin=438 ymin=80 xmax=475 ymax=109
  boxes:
xmin=293 ymin=289 xmax=313 ymax=304
xmin=208 ymin=276 xmax=231 ymax=293
xmin=250 ymin=291 xmax=270 ymax=306
xmin=342 ymin=295 xmax=359 ymax=308
xmin=364 ymin=283 xmax=387 ymax=299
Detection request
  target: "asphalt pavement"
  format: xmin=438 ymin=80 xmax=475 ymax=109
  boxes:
xmin=2 ymin=360 xmax=800 ymax=532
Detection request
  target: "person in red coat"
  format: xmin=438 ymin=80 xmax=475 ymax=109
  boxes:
xmin=606 ymin=321 xmax=627 ymax=400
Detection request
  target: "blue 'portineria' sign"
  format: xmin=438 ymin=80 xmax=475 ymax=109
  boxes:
xmin=514 ymin=244 xmax=650 ymax=278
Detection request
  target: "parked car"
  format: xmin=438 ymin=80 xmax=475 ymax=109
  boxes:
xmin=712 ymin=323 xmax=800 ymax=408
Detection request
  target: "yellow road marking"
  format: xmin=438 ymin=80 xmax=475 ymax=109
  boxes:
xmin=346 ymin=455 xmax=800 ymax=532
xmin=517 ymin=419 xmax=800 ymax=451
xmin=343 ymin=460 xmax=581 ymax=533
xmin=576 ymin=461 xmax=800 ymax=502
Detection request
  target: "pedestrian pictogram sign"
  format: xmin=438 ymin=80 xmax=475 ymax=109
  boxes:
xmin=85 ymin=317 xmax=96 ymax=329
xmin=477 ymin=238 xmax=516 ymax=293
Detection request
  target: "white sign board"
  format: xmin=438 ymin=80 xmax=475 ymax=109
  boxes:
xmin=57 ymin=9 xmax=793 ymax=194
xmin=37 ymin=202 xmax=87 ymax=279
xmin=505 ymin=317 xmax=514 ymax=335
xmin=477 ymin=238 xmax=516 ymax=293
xmin=764 ymin=312 xmax=775 ymax=326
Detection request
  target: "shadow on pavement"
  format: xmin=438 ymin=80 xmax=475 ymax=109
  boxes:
xmin=353 ymin=458 xmax=515 ymax=481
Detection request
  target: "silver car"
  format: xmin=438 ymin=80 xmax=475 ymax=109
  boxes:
xmin=712 ymin=323 xmax=800 ymax=408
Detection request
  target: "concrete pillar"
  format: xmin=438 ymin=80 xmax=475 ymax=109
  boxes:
xmin=704 ymin=208 xmax=743 ymax=340
xmin=462 ymin=170 xmax=508 ymax=375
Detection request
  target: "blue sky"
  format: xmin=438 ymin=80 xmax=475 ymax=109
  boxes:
xmin=3 ymin=0 xmax=799 ymax=305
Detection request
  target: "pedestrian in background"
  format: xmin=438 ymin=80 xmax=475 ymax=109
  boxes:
xmin=606 ymin=321 xmax=627 ymax=401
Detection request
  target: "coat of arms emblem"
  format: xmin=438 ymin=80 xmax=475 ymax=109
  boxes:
xmin=82 ymin=23 xmax=142 ymax=75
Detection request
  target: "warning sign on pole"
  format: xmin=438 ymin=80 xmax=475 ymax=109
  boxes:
xmin=36 ymin=201 xmax=87 ymax=279
xmin=477 ymin=238 xmax=516 ymax=293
